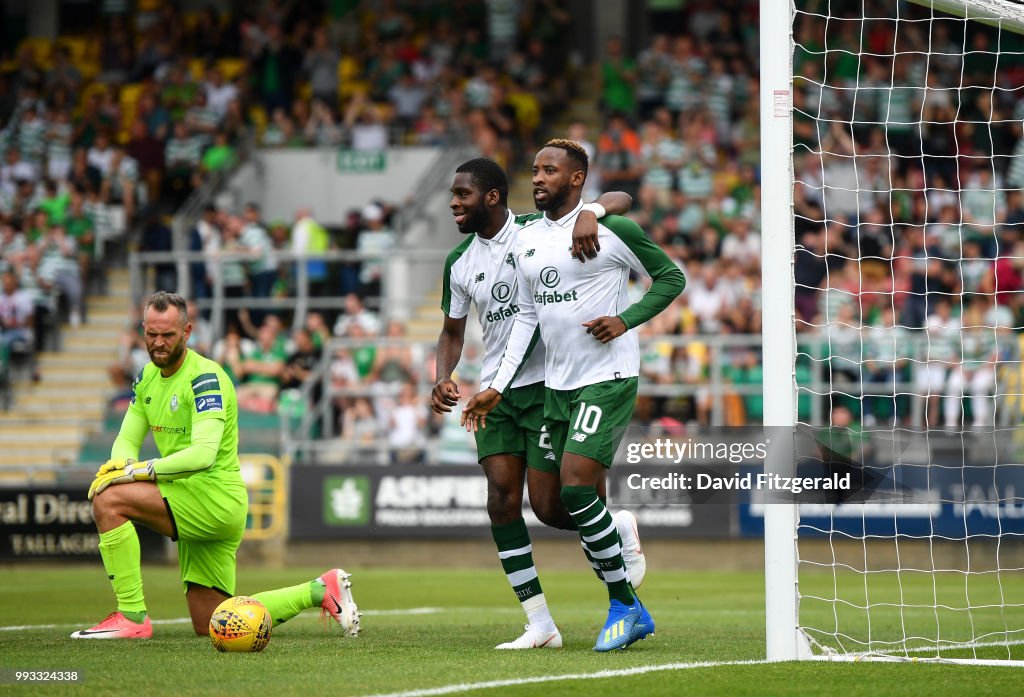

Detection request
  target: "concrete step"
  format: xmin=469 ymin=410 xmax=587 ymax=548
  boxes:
xmin=0 ymin=447 xmax=77 ymax=465
xmin=87 ymin=308 xmax=128 ymax=320
xmin=62 ymin=335 xmax=121 ymax=350
xmin=87 ymin=297 xmax=130 ymax=312
xmin=12 ymin=401 xmax=104 ymax=419
xmin=37 ymin=351 xmax=117 ymax=366
xmin=0 ymin=431 xmax=83 ymax=447
xmin=20 ymin=385 xmax=112 ymax=400
xmin=0 ymin=467 xmax=58 ymax=482
xmin=30 ymin=370 xmax=111 ymax=386
xmin=0 ymin=412 xmax=97 ymax=427
xmin=15 ymin=391 xmax=107 ymax=406
xmin=62 ymin=326 xmax=125 ymax=340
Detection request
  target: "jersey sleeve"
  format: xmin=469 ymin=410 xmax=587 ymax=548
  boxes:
xmin=441 ymin=238 xmax=473 ymax=319
xmin=111 ymin=369 xmax=149 ymax=460
xmin=190 ymin=370 xmax=228 ymax=424
xmin=603 ymin=215 xmax=687 ymax=330
xmin=150 ymin=418 xmax=223 ymax=480
xmin=487 ymin=256 xmax=540 ymax=394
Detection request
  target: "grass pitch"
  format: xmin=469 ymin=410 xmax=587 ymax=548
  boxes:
xmin=0 ymin=565 xmax=1020 ymax=696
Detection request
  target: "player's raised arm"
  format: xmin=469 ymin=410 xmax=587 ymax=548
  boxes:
xmin=571 ymin=191 xmax=633 ymax=262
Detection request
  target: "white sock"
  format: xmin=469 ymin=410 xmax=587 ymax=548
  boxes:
xmin=522 ymin=593 xmax=557 ymax=633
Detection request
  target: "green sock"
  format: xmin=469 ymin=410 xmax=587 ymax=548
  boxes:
xmin=98 ymin=521 xmax=147 ymax=617
xmin=252 ymin=582 xmax=317 ymax=627
xmin=560 ymin=485 xmax=634 ymax=605
xmin=492 ymin=519 xmax=555 ymax=631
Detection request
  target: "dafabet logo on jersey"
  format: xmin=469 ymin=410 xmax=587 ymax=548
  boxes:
xmin=534 ymin=265 xmax=578 ymax=305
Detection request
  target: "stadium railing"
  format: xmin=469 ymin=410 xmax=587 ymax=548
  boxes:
xmin=129 ymin=248 xmax=450 ymax=337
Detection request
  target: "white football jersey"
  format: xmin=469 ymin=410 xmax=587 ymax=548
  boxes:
xmin=489 ymin=201 xmax=686 ymax=392
xmin=441 ymin=210 xmax=546 ymax=389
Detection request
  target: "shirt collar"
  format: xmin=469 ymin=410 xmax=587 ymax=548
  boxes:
xmin=476 ymin=210 xmax=514 ymax=246
xmin=543 ymin=200 xmax=584 ymax=228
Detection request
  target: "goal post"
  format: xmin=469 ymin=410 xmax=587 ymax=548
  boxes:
xmin=761 ymin=0 xmax=1024 ymax=664
xmin=760 ymin=0 xmax=805 ymax=663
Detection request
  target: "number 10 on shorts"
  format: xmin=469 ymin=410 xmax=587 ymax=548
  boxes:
xmin=573 ymin=402 xmax=603 ymax=435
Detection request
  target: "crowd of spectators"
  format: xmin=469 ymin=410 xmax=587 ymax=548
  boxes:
xmin=564 ymin=0 xmax=1023 ymax=432
xmin=15 ymin=0 xmax=1024 ymax=451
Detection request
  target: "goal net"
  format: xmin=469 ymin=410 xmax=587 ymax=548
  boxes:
xmin=761 ymin=0 xmax=1024 ymax=664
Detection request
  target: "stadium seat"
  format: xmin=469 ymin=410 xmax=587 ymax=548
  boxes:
xmin=188 ymin=58 xmax=206 ymax=82
xmin=57 ymin=36 xmax=90 ymax=63
xmin=216 ymin=58 xmax=245 ymax=80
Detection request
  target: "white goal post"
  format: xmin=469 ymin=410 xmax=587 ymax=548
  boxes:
xmin=761 ymin=0 xmax=1024 ymax=665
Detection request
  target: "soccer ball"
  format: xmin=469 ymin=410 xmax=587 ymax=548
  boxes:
xmin=209 ymin=596 xmax=272 ymax=653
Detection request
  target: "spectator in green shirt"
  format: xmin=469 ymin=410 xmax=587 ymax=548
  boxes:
xmin=200 ymin=130 xmax=236 ymax=176
xmin=600 ymin=36 xmax=637 ymax=115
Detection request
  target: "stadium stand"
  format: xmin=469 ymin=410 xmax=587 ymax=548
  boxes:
xmin=16 ymin=0 xmax=1011 ymax=466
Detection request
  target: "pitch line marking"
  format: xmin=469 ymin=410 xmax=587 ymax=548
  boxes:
xmin=358 ymin=660 xmax=772 ymax=697
xmin=0 ymin=607 xmax=447 ymax=632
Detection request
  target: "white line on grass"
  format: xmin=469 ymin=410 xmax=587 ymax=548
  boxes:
xmin=358 ymin=660 xmax=772 ymax=697
xmin=0 ymin=607 xmax=447 ymax=632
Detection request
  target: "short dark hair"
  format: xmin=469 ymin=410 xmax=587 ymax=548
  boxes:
xmin=544 ymin=138 xmax=589 ymax=178
xmin=145 ymin=291 xmax=188 ymax=325
xmin=455 ymin=158 xmax=508 ymax=206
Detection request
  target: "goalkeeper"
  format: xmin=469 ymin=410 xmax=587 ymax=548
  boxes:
xmin=73 ymin=292 xmax=359 ymax=639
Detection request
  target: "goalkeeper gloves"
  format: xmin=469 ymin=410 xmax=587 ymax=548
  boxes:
xmin=88 ymin=459 xmax=156 ymax=501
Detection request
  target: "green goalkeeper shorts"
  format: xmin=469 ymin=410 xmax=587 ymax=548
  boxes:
xmin=158 ymin=473 xmax=248 ymax=595
xmin=475 ymin=381 xmax=556 ymax=472
xmin=545 ymin=377 xmax=638 ymax=468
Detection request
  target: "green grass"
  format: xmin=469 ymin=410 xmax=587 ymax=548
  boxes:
xmin=0 ymin=565 xmax=1020 ymax=696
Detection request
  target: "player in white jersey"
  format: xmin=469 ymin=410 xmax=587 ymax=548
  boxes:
xmin=431 ymin=158 xmax=641 ymax=650
xmin=463 ymin=140 xmax=686 ymax=651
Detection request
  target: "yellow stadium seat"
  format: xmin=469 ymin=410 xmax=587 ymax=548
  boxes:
xmin=57 ymin=36 xmax=89 ymax=63
xmin=216 ymin=58 xmax=245 ymax=80
xmin=339 ymin=79 xmax=370 ymax=100
xmin=78 ymin=61 xmax=101 ymax=82
xmin=188 ymin=58 xmax=206 ymax=82
xmin=248 ymin=105 xmax=268 ymax=136
xmin=80 ymin=82 xmax=107 ymax=107
xmin=17 ymin=37 xmax=52 ymax=62
xmin=338 ymin=55 xmax=360 ymax=81
xmin=119 ymin=82 xmax=144 ymax=105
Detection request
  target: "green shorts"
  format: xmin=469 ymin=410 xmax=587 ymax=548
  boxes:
xmin=158 ymin=473 xmax=249 ymax=595
xmin=545 ymin=377 xmax=638 ymax=468
xmin=475 ymin=381 xmax=556 ymax=472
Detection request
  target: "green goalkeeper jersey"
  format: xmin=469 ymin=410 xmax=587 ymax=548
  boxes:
xmin=120 ymin=349 xmax=240 ymax=481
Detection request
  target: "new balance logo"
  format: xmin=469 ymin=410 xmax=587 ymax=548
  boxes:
xmin=604 ymin=619 xmax=626 ymax=642
xmin=571 ymin=432 xmax=588 ymax=442
xmin=524 ymin=249 xmax=535 ymax=257
xmin=475 ymin=273 xmax=485 ymax=283
xmin=544 ymin=452 xmax=556 ymax=461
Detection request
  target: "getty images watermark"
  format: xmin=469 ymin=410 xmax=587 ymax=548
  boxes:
xmin=622 ymin=435 xmax=851 ymax=497
xmin=613 ymin=426 xmax=1024 ymax=507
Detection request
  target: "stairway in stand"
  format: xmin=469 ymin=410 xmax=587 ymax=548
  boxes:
xmin=0 ymin=269 xmax=130 ymax=478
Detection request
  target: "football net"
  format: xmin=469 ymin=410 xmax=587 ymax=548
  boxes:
xmin=762 ymin=0 xmax=1024 ymax=664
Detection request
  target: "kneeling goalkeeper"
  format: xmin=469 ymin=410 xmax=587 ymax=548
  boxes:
xmin=73 ymin=292 xmax=359 ymax=639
